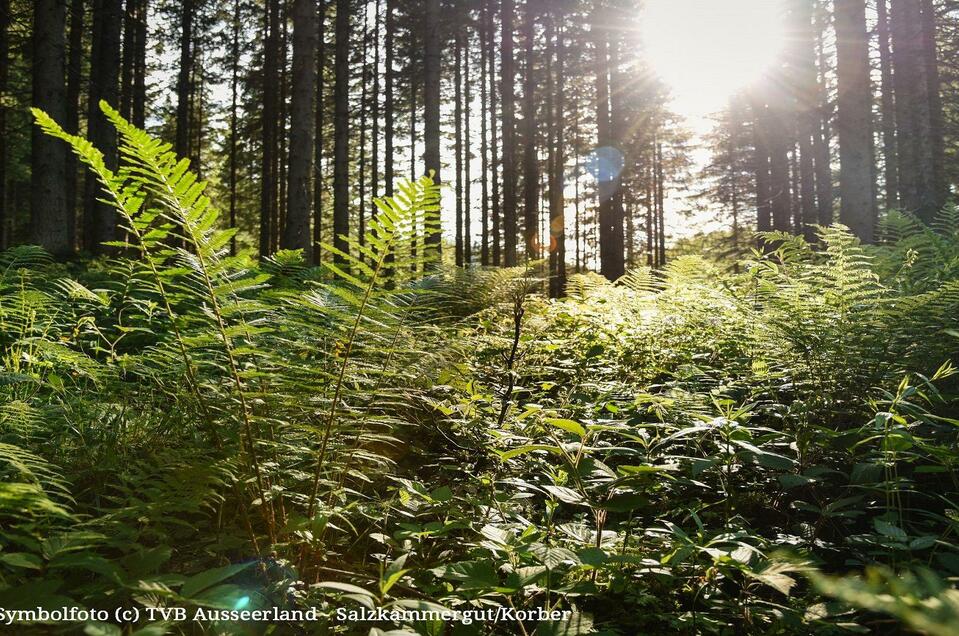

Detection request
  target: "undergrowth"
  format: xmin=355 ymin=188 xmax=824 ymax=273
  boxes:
xmin=2 ymin=105 xmax=959 ymax=634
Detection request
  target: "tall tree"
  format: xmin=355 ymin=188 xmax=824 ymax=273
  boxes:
xmin=0 ymin=0 xmax=7 ymax=248
xmin=521 ymin=0 xmax=537 ymax=259
xmin=332 ymin=0 xmax=350 ymax=263
xmin=463 ymin=28 xmax=471 ymax=264
xmin=547 ymin=7 xmax=566 ymax=297
xmin=593 ymin=1 xmax=624 ymax=281
xmin=283 ymin=0 xmax=316 ymax=258
xmin=228 ymin=0 xmax=240 ymax=255
xmin=500 ymin=0 xmax=517 ymax=265
xmin=919 ymin=0 xmax=946 ymax=212
xmin=480 ymin=0 xmax=490 ymax=265
xmin=175 ymin=0 xmax=194 ymax=160
xmin=877 ymin=0 xmax=898 ymax=209
xmin=31 ymin=0 xmax=70 ymax=256
xmin=489 ymin=0 xmax=501 ymax=265
xmin=120 ymin=0 xmax=136 ymax=120
xmin=834 ymin=0 xmax=875 ymax=242
xmin=791 ymin=0 xmax=818 ymax=240
xmin=891 ymin=0 xmax=936 ymax=222
xmin=454 ymin=28 xmax=464 ymax=265
xmin=423 ymin=0 xmax=441 ymax=250
xmin=261 ymin=0 xmax=280 ymax=256
xmin=314 ymin=0 xmax=327 ymax=264
xmin=65 ymin=0 xmax=85 ymax=246
xmin=384 ymin=0 xmax=394 ymax=199
xmin=813 ymin=4 xmax=832 ymax=225
xmin=132 ymin=0 xmax=146 ymax=128
xmin=84 ymin=0 xmax=122 ymax=253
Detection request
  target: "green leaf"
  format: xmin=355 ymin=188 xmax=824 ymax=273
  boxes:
xmin=874 ymin=519 xmax=908 ymax=543
xmin=313 ymin=581 xmax=377 ymax=597
xmin=543 ymin=485 xmax=586 ymax=505
xmin=546 ymin=418 xmax=587 ymax=438
xmin=379 ymin=568 xmax=410 ymax=597
xmin=0 ymin=552 xmax=43 ymax=570
xmin=498 ymin=444 xmax=563 ymax=460
xmin=180 ymin=562 xmax=254 ymax=598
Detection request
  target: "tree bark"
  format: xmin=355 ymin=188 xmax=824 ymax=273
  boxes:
xmin=260 ymin=0 xmax=280 ymax=256
xmin=423 ymin=0 xmax=441 ymax=250
xmin=84 ymin=0 xmax=121 ymax=254
xmin=594 ymin=1 xmax=623 ymax=281
xmin=891 ymin=0 xmax=934 ymax=222
xmin=834 ymin=0 xmax=876 ymax=241
xmin=65 ymin=0 xmax=85 ymax=249
xmin=464 ymin=28 xmax=472 ymax=264
xmin=283 ymin=0 xmax=316 ymax=259
xmin=120 ymin=0 xmax=135 ymax=120
xmin=175 ymin=0 xmax=193 ymax=161
xmin=0 ymin=0 xmax=7 ymax=248
xmin=490 ymin=0 xmax=501 ymax=265
xmin=877 ymin=0 xmax=899 ymax=209
xmin=133 ymin=0 xmax=146 ymax=127
xmin=455 ymin=29 xmax=464 ymax=265
xmin=813 ymin=4 xmax=833 ymax=226
xmin=32 ymin=0 xmax=70 ymax=257
xmin=919 ymin=0 xmax=946 ymax=213
xmin=500 ymin=0 xmax=517 ymax=265
xmin=229 ymin=0 xmax=239 ymax=255
xmin=548 ymin=10 xmax=566 ymax=297
xmin=521 ymin=0 xmax=537 ymax=259
xmin=314 ymin=0 xmax=327 ymax=263
xmin=332 ymin=0 xmax=350 ymax=263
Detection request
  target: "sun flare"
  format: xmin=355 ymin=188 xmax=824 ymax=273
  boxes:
xmin=641 ymin=0 xmax=786 ymax=116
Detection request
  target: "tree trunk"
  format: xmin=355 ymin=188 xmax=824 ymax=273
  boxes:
xmin=314 ymin=0 xmax=327 ymax=263
xmin=65 ymin=0 xmax=84 ymax=249
xmin=891 ymin=0 xmax=933 ymax=222
xmin=464 ymin=30 xmax=471 ymax=264
xmin=133 ymin=0 xmax=146 ymax=127
xmin=500 ymin=0 xmax=517 ymax=266
xmin=84 ymin=0 xmax=121 ymax=254
xmin=521 ymin=0 xmax=537 ymax=259
xmin=548 ymin=10 xmax=566 ymax=297
xmin=384 ymin=0 xmax=393 ymax=199
xmin=480 ymin=0 xmax=489 ymax=266
xmin=276 ymin=2 xmax=288 ymax=253
xmin=371 ymin=0 xmax=380 ymax=206
xmin=423 ymin=0 xmax=441 ymax=250
xmin=332 ymin=0 xmax=350 ymax=263
xmin=358 ymin=7 xmax=369 ymax=250
xmin=753 ymin=107 xmax=772 ymax=235
xmin=260 ymin=0 xmax=279 ymax=256
xmin=877 ymin=0 xmax=898 ymax=209
xmin=0 ymin=0 xmax=7 ymax=248
xmin=792 ymin=0 xmax=818 ymax=240
xmin=607 ymin=31 xmax=626 ymax=276
xmin=120 ymin=0 xmax=135 ymax=120
xmin=656 ymin=139 xmax=666 ymax=267
xmin=455 ymin=30 xmax=464 ymax=265
xmin=489 ymin=0 xmax=501 ymax=265
xmin=229 ymin=0 xmax=239 ymax=256
xmin=32 ymin=0 xmax=70 ymax=257
xmin=813 ymin=4 xmax=833 ymax=226
xmin=283 ymin=0 xmax=316 ymax=259
xmin=594 ymin=2 xmax=623 ymax=281
xmin=919 ymin=0 xmax=945 ymax=213
xmin=175 ymin=0 xmax=193 ymax=160
xmin=834 ymin=0 xmax=876 ymax=242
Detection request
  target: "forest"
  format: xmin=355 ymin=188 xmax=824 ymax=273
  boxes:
xmin=4 ymin=0 xmax=959 ymax=634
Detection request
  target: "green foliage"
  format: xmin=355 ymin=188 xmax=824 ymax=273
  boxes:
xmin=4 ymin=107 xmax=959 ymax=634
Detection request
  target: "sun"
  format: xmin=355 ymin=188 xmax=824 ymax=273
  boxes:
xmin=641 ymin=0 xmax=786 ymax=116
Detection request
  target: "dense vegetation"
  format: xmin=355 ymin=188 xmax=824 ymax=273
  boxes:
xmin=2 ymin=109 xmax=959 ymax=634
